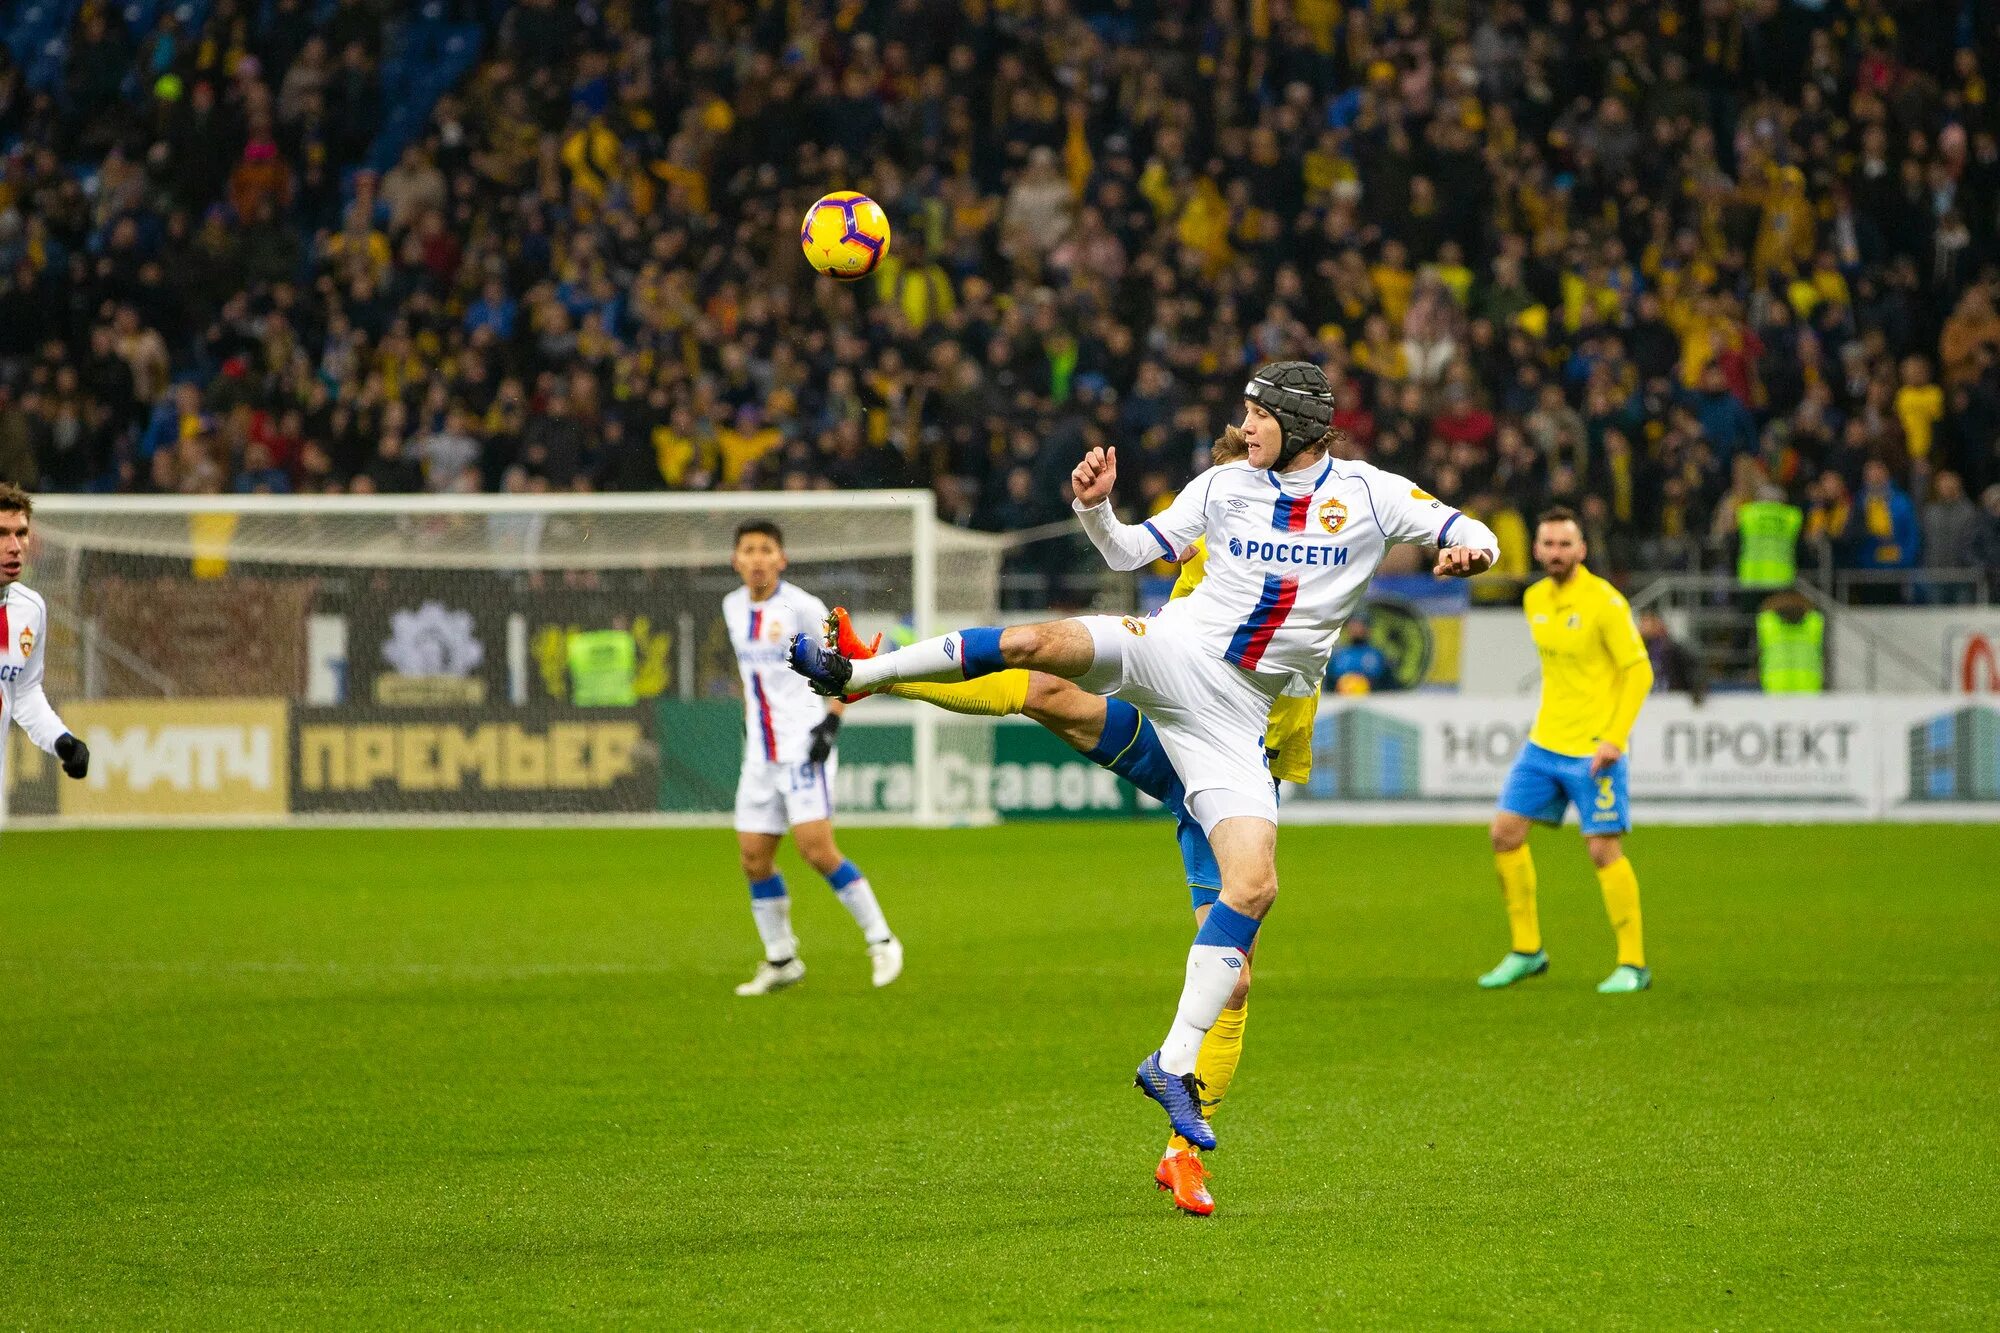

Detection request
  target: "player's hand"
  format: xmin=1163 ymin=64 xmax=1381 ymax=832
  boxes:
xmin=1433 ymin=546 xmax=1495 ymax=578
xmin=1071 ymin=446 xmax=1118 ymax=506
xmin=806 ymin=714 xmax=841 ymax=765
xmin=54 ymin=733 xmax=89 ymax=780
xmin=1589 ymin=741 xmax=1623 ymax=776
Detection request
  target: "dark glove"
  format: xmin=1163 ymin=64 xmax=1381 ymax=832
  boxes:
xmin=806 ymin=713 xmax=841 ymax=765
xmin=54 ymin=733 xmax=89 ymax=780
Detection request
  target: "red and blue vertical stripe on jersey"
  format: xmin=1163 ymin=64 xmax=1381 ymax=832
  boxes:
xmin=747 ymin=608 xmax=778 ymax=760
xmin=750 ymin=674 xmax=779 ymax=760
xmin=1272 ymin=491 xmax=1313 ymax=534
xmin=1224 ymin=484 xmax=1312 ymax=669
xmin=1225 ymin=574 xmax=1300 ymax=669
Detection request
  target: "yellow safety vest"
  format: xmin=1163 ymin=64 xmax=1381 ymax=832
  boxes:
xmin=1737 ymin=501 xmax=1802 ymax=589
xmin=1756 ymin=610 xmax=1824 ymax=693
xmin=567 ymin=629 xmax=638 ymax=706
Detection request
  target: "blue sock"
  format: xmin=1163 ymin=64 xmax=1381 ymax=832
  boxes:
xmin=959 ymin=626 xmax=1006 ymax=678
xmin=823 ymin=860 xmax=891 ymax=943
xmin=1194 ymin=900 xmax=1261 ymax=953
xmin=747 ymin=874 xmax=794 ymax=962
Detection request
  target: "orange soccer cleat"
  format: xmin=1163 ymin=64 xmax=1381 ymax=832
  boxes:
xmin=824 ymin=607 xmax=883 ymax=702
xmin=1155 ymin=1149 xmax=1215 ymax=1217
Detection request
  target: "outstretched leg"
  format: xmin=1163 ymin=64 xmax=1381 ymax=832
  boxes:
xmin=791 ymin=620 xmax=1098 ymax=695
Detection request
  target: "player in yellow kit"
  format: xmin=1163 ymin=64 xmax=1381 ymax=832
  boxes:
xmin=1481 ymin=506 xmax=1655 ymax=994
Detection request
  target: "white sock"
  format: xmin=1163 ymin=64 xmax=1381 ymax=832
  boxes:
xmin=1159 ymin=944 xmax=1245 ymax=1075
xmin=749 ymin=896 xmax=796 ymax=963
xmin=833 ymin=878 xmax=893 ymax=945
xmin=848 ymin=632 xmax=968 ymax=690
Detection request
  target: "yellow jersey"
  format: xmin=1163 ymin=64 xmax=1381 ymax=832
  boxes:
xmin=1172 ymin=538 xmax=1319 ymax=783
xmin=1522 ymin=566 xmax=1653 ymax=757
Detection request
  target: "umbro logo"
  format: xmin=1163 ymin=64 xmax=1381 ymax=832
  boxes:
xmin=944 ymin=638 xmax=957 ymax=659
xmin=1222 ymin=956 xmax=1243 ymax=969
xmin=1227 ymin=499 xmax=1249 ymax=510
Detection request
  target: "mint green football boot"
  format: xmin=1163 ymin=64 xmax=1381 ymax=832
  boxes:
xmin=1597 ymin=964 xmax=1652 ymax=993
xmin=1477 ymin=950 xmax=1549 ymax=989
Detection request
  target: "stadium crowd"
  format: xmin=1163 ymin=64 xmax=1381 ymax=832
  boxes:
xmin=2 ymin=0 xmax=2000 ymax=596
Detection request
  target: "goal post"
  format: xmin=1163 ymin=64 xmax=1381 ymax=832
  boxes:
xmin=18 ymin=491 xmax=1001 ymax=828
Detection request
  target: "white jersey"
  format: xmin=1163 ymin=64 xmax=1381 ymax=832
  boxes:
xmin=0 ymin=582 xmax=70 ymax=771
xmin=723 ymin=582 xmax=832 ymax=765
xmin=1076 ymin=458 xmax=1498 ymax=685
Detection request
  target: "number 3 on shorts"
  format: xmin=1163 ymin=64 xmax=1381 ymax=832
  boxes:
xmin=1594 ymin=775 xmax=1617 ymax=813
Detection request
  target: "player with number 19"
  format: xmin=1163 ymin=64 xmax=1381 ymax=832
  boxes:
xmin=723 ymin=519 xmax=901 ymax=996
xmin=0 ymin=484 xmax=92 ymax=811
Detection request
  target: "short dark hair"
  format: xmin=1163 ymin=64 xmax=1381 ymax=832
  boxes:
xmin=734 ymin=518 xmax=783 ymax=547
xmin=1536 ymin=505 xmax=1580 ymax=530
xmin=0 ymin=483 xmax=31 ymax=519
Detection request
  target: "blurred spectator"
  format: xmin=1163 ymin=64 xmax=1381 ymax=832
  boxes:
xmin=1638 ymin=610 xmax=1707 ymax=705
xmin=1922 ymin=471 xmax=1986 ymax=603
xmin=1978 ymin=485 xmax=2000 ymax=592
xmin=0 ymin=0 xmax=1982 ymax=620
xmin=415 ymin=408 xmax=482 ymax=493
xmin=1852 ymin=459 xmax=1920 ymax=600
xmin=1329 ymin=614 xmax=1392 ymax=694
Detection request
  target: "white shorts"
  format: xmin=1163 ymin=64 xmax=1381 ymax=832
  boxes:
xmin=1076 ymin=613 xmax=1283 ymax=832
xmin=734 ymin=755 xmax=838 ymax=835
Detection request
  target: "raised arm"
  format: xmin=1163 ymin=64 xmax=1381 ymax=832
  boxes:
xmin=1070 ymin=447 xmax=1209 ymax=573
xmin=1365 ymin=468 xmax=1500 ymax=577
xmin=1432 ymin=512 xmax=1502 ymax=578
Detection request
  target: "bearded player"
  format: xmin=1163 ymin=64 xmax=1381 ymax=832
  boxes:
xmin=821 ymin=429 xmax=1315 ymax=1217
xmin=789 ymin=362 xmax=1497 ymax=1160
xmin=1479 ymin=506 xmax=1654 ymax=994
xmin=0 ymin=485 xmax=92 ymax=812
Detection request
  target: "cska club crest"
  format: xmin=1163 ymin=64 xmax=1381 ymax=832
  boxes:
xmin=18 ymin=625 xmax=32 ymax=657
xmin=1317 ymin=497 xmax=1349 ymax=536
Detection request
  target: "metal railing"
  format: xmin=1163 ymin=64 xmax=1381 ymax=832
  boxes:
xmin=1627 ymin=574 xmax=1949 ymax=692
xmin=1831 ymin=569 xmax=1991 ymax=605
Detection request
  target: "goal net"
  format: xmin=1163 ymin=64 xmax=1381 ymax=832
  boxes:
xmin=16 ymin=492 xmax=1002 ymax=827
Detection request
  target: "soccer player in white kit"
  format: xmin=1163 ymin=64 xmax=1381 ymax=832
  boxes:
xmin=788 ymin=363 xmax=1497 ymax=1150
xmin=724 ymin=520 xmax=901 ymax=996
xmin=0 ymin=485 xmax=92 ymax=806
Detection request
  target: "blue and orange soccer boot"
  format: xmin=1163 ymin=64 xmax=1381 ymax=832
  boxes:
xmin=1135 ymin=1052 xmax=1215 ymax=1151
xmin=1156 ymin=1149 xmax=1215 ymax=1217
xmin=787 ymin=631 xmax=854 ymax=697
xmin=824 ymin=608 xmax=881 ymax=702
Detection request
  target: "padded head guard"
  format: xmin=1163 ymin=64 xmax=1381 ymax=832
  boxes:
xmin=1244 ymin=361 xmax=1335 ymax=466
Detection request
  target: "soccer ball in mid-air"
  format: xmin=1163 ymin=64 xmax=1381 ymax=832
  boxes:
xmin=801 ymin=191 xmax=891 ymax=281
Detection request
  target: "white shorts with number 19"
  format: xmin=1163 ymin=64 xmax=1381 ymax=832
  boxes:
xmin=1075 ymin=612 xmax=1282 ymax=833
xmin=735 ymin=756 xmax=838 ymax=834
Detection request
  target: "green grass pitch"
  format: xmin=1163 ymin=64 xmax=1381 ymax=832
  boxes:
xmin=2 ymin=823 xmax=1995 ymax=1328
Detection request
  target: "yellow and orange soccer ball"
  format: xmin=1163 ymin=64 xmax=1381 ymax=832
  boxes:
xmin=800 ymin=191 xmax=891 ymax=280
